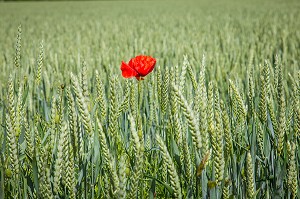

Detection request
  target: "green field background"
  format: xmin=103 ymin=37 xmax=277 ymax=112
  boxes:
xmin=0 ymin=0 xmax=299 ymax=198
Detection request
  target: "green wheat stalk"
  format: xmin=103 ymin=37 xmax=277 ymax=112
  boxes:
xmin=128 ymin=114 xmax=143 ymax=199
xmin=14 ymin=25 xmax=22 ymax=68
xmin=214 ymin=89 xmax=225 ymax=184
xmin=246 ymin=152 xmax=255 ymax=199
xmin=287 ymin=141 xmax=297 ymax=199
xmin=53 ymin=122 xmax=68 ymax=195
xmin=161 ymin=67 xmax=170 ymax=116
xmin=198 ymin=55 xmax=209 ymax=155
xmin=71 ymin=72 xmax=92 ymax=137
xmin=259 ymin=64 xmax=267 ymax=124
xmin=172 ymin=84 xmax=201 ymax=151
xmin=35 ymin=41 xmax=44 ymax=86
xmin=156 ymin=134 xmax=182 ymax=199
xmin=276 ymin=60 xmax=286 ymax=156
xmin=66 ymin=88 xmax=78 ymax=158
xmin=95 ymin=70 xmax=107 ymax=122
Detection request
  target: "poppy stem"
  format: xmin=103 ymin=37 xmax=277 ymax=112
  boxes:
xmin=137 ymin=80 xmax=141 ymax=128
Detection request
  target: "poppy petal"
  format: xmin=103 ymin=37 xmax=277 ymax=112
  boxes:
xmin=120 ymin=61 xmax=138 ymax=78
xmin=129 ymin=55 xmax=156 ymax=77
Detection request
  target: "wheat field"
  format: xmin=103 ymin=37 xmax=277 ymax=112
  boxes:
xmin=0 ymin=0 xmax=299 ymax=198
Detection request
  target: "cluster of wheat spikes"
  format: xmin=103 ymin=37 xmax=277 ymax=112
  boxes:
xmin=0 ymin=25 xmax=299 ymax=199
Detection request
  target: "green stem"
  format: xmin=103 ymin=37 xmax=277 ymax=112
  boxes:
xmin=138 ymin=80 xmax=141 ymax=126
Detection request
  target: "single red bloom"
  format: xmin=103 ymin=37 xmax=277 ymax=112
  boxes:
xmin=120 ymin=55 xmax=156 ymax=80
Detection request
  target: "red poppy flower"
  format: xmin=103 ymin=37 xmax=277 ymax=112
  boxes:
xmin=120 ymin=55 xmax=156 ymax=80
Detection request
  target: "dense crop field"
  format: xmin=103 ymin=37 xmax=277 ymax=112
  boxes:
xmin=0 ymin=0 xmax=300 ymax=198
